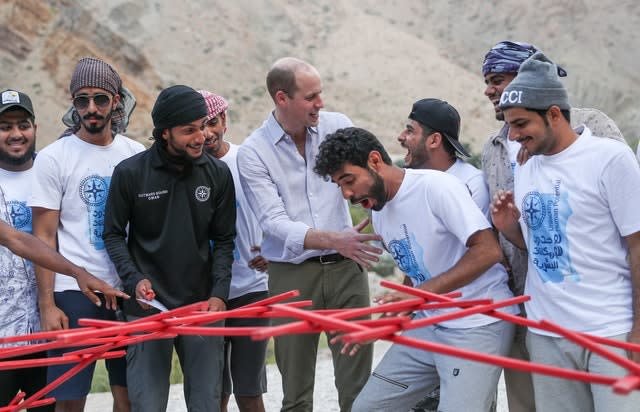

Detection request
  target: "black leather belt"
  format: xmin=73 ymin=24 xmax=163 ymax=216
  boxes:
xmin=306 ymin=253 xmax=346 ymax=264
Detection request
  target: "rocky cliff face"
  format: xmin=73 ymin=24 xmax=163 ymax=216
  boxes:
xmin=0 ymin=0 xmax=161 ymax=143
xmin=1 ymin=0 xmax=638 ymax=152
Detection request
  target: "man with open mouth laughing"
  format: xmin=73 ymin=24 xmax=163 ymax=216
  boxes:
xmin=397 ymin=98 xmax=493 ymax=412
xmin=314 ymin=127 xmax=517 ymax=412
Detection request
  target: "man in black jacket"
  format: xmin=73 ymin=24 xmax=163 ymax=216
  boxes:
xmin=103 ymin=85 xmax=236 ymax=412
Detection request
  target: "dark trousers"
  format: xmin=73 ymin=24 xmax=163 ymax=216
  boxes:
xmin=126 ymin=316 xmax=224 ymax=412
xmin=0 ymin=351 xmax=55 ymax=411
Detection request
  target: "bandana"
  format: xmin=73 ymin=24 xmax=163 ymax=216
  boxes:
xmin=152 ymin=85 xmax=207 ymax=131
xmin=69 ymin=57 xmax=121 ymax=96
xmin=61 ymin=86 xmax=136 ymax=137
xmin=198 ymin=90 xmax=228 ymax=121
xmin=60 ymin=57 xmax=130 ymax=138
xmin=482 ymin=41 xmax=567 ymax=77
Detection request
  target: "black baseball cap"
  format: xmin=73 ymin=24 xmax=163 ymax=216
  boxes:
xmin=0 ymin=89 xmax=35 ymax=118
xmin=408 ymin=98 xmax=469 ymax=157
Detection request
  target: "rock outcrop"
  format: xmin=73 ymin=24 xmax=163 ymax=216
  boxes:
xmin=1 ymin=0 xmax=638 ymax=151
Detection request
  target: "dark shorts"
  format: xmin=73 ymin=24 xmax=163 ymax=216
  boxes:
xmin=223 ymin=290 xmax=269 ymax=397
xmin=47 ymin=290 xmax=127 ymax=400
xmin=0 ymin=351 xmax=55 ymax=411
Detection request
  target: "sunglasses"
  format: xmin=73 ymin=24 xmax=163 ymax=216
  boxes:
xmin=72 ymin=94 xmax=112 ymax=110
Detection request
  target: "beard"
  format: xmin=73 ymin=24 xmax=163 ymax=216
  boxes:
xmin=0 ymin=139 xmax=35 ymax=167
xmin=369 ymin=170 xmax=387 ymax=211
xmin=80 ymin=110 xmax=112 ymax=134
xmin=170 ymin=145 xmax=201 ymax=161
xmin=167 ymin=132 xmax=202 ymax=162
xmin=351 ymin=168 xmax=387 ymax=211
xmin=407 ymin=146 xmax=429 ymax=169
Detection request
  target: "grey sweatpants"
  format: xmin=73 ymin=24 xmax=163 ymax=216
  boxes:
xmin=352 ymin=316 xmax=514 ymax=412
xmin=526 ymin=331 xmax=640 ymax=412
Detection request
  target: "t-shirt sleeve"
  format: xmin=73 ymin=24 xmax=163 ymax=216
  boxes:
xmin=28 ymin=151 xmax=63 ymax=210
xmin=600 ymin=147 xmax=640 ymax=237
xmin=466 ymin=173 xmax=491 ymax=219
xmin=428 ymin=174 xmax=492 ymax=246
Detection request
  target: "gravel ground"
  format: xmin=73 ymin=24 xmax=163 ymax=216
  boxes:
xmin=86 ymin=339 xmax=508 ymax=411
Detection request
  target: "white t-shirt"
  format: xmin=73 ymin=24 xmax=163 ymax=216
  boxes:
xmin=446 ymin=158 xmax=491 ymax=219
xmin=515 ymin=126 xmax=640 ymax=337
xmin=0 ymin=168 xmax=34 ymax=234
xmin=220 ymin=143 xmax=268 ymax=299
xmin=29 ymin=134 xmax=145 ymax=291
xmin=507 ymin=138 xmax=521 ymax=176
xmin=372 ymin=169 xmax=517 ymax=328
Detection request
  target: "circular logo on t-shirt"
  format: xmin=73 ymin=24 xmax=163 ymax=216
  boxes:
xmin=195 ymin=186 xmax=210 ymax=202
xmin=388 ymin=240 xmax=412 ymax=273
xmin=522 ymin=191 xmax=545 ymax=229
xmin=7 ymin=200 xmax=31 ymax=230
xmin=79 ymin=175 xmax=109 ymax=206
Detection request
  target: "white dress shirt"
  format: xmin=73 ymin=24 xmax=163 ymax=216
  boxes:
xmin=237 ymin=111 xmax=353 ymax=263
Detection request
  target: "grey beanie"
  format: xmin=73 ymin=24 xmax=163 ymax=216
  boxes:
xmin=498 ymin=51 xmax=570 ymax=111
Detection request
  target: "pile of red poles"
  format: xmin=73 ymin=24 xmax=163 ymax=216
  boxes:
xmin=2 ymin=280 xmax=639 ymax=411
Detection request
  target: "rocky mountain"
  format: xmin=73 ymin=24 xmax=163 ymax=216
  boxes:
xmin=1 ymin=0 xmax=638 ymax=155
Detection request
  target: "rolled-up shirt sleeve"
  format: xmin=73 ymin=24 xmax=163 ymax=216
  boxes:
xmin=237 ymin=112 xmax=354 ymax=264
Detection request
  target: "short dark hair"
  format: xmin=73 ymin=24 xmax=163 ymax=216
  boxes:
xmin=527 ymin=107 xmax=571 ymax=125
xmin=151 ymin=127 xmax=163 ymax=141
xmin=416 ymin=121 xmax=456 ymax=159
xmin=266 ymin=65 xmax=298 ymax=101
xmin=1 ymin=106 xmax=35 ymax=124
xmin=314 ymin=127 xmax=392 ymax=178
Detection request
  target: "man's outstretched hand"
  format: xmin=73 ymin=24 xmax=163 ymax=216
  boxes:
xmin=75 ymin=268 xmax=129 ymax=310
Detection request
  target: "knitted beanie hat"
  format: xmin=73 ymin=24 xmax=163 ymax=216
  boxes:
xmin=498 ymin=51 xmax=570 ymax=111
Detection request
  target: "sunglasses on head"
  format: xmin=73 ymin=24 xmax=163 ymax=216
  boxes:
xmin=72 ymin=93 xmax=112 ymax=110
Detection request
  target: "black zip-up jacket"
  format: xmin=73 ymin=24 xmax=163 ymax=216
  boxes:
xmin=103 ymin=141 xmax=236 ymax=317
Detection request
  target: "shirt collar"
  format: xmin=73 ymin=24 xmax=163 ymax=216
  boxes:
xmin=265 ymin=111 xmax=319 ymax=145
xmin=490 ymin=123 xmax=510 ymax=145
